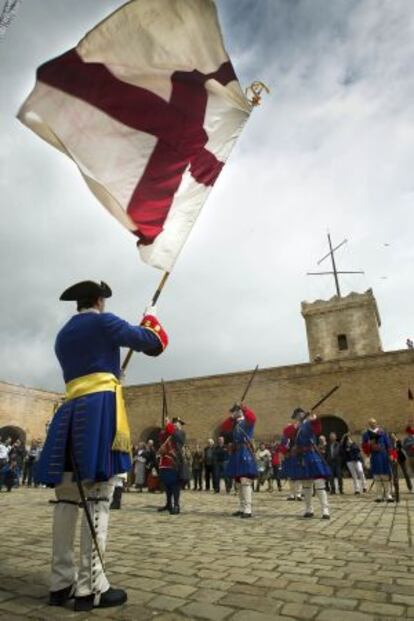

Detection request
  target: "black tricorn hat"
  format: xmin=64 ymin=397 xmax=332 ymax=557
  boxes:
xmin=172 ymin=417 xmax=186 ymax=425
xmin=229 ymin=403 xmax=241 ymax=413
xmin=59 ymin=280 xmax=112 ymax=301
xmin=291 ymin=407 xmax=307 ymax=421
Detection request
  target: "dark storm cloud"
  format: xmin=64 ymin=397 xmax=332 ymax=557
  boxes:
xmin=1 ymin=1 xmax=413 ymax=391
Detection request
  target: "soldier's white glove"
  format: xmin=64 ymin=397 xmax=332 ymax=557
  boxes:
xmin=144 ymin=304 xmax=158 ymax=317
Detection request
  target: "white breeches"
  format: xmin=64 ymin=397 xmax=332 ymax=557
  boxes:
xmin=302 ymin=479 xmax=329 ymax=516
xmin=51 ymin=472 xmax=115 ymax=598
xmin=346 ymin=461 xmax=366 ymax=493
xmin=239 ymin=477 xmax=253 ymax=515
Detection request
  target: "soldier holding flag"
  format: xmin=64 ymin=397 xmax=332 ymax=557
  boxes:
xmin=17 ymin=0 xmax=258 ymax=608
xmin=36 ymin=281 xmax=168 ymax=611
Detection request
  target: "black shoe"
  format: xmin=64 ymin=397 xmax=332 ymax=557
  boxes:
xmin=232 ymin=510 xmax=243 ymax=517
xmin=241 ymin=513 xmax=252 ymax=519
xmin=354 ymin=491 xmax=361 ymax=495
xmin=322 ymin=514 xmax=331 ymax=520
xmin=74 ymin=594 xmax=94 ymax=612
xmin=49 ymin=584 xmax=75 ymax=606
xmin=170 ymin=506 xmax=180 ymax=514
xmin=375 ymin=498 xmax=384 ymax=503
xmin=303 ymin=512 xmax=314 ymax=518
xmin=287 ymin=496 xmax=295 ymax=501
xmin=386 ymin=497 xmax=395 ymax=503
xmin=157 ymin=505 xmax=172 ymax=512
xmin=74 ymin=588 xmax=127 ymax=611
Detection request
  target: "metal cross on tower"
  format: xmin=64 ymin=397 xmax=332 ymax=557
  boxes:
xmin=307 ymin=233 xmax=364 ymax=297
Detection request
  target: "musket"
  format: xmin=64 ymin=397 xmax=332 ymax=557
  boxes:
xmin=391 ymin=458 xmax=400 ymax=503
xmin=309 ymin=385 xmax=340 ymax=413
xmin=161 ymin=379 xmax=167 ymax=428
xmin=71 ymin=451 xmax=105 ymax=570
xmin=292 ymin=385 xmax=340 ymax=464
xmin=389 ymin=432 xmax=400 ymax=503
xmin=157 ymin=383 xmax=178 ymax=458
xmin=240 ymin=365 xmax=259 ymax=403
xmin=226 ymin=365 xmax=259 ymax=456
xmin=294 ymin=385 xmax=340 ymax=428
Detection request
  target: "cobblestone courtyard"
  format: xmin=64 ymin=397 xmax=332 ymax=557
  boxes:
xmin=0 ymin=483 xmax=413 ymax=621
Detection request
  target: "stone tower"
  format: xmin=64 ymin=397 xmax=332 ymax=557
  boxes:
xmin=301 ymin=288 xmax=382 ymax=362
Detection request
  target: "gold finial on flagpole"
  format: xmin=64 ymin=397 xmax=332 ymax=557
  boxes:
xmin=245 ymin=81 xmax=270 ymax=106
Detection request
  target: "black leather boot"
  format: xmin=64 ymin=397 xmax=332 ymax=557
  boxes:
xmin=110 ymin=487 xmax=122 ymax=510
xmin=48 ymin=584 xmax=75 ymax=606
xmin=74 ymin=587 xmax=127 ymax=611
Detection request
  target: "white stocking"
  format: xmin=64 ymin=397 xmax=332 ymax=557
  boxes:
xmin=302 ymin=481 xmax=313 ymax=514
xmin=240 ymin=478 xmax=252 ymax=515
xmin=51 ymin=473 xmax=80 ymax=592
xmin=315 ymin=478 xmax=330 ymax=517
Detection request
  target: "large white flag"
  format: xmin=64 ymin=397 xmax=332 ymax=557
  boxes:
xmin=18 ymin=0 xmax=252 ymax=271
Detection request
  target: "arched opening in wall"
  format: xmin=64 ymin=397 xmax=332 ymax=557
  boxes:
xmin=320 ymin=416 xmax=349 ymax=440
xmin=0 ymin=425 xmax=26 ymax=445
xmin=140 ymin=426 xmax=162 ymax=449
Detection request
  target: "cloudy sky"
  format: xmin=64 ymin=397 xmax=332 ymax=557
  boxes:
xmin=1 ymin=0 xmax=413 ymax=392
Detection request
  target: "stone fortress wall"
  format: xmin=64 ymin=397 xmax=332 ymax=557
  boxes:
xmin=2 ymin=289 xmax=412 ymax=446
xmin=0 ymin=381 xmax=61 ymax=443
xmin=124 ymin=349 xmax=414 ymax=445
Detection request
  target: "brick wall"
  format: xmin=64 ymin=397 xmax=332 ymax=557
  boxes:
xmin=0 ymin=381 xmax=61 ymax=442
xmin=1 ymin=349 xmax=413 ymax=446
xmin=124 ymin=349 xmax=414 ymax=444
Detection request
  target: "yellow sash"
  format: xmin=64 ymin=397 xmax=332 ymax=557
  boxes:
xmin=65 ymin=372 xmax=131 ymax=454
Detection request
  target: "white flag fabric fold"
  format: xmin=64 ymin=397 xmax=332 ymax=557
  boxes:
xmin=18 ymin=0 xmax=252 ymax=271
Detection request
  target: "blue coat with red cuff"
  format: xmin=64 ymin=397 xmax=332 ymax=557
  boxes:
xmin=362 ymin=427 xmax=392 ymax=476
xmin=221 ymin=406 xmax=258 ymax=480
xmin=280 ymin=418 xmax=331 ymax=480
xmin=36 ymin=311 xmax=166 ymax=485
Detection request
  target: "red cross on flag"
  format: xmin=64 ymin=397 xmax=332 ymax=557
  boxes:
xmin=18 ymin=0 xmax=252 ymax=271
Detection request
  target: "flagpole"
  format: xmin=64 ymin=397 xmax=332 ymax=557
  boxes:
xmin=121 ymin=271 xmax=170 ymax=374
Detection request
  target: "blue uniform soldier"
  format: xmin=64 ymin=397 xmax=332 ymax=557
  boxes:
xmin=37 ymin=280 xmax=168 ymax=611
xmin=362 ymin=418 xmax=394 ymax=502
xmin=281 ymin=409 xmax=331 ymax=519
xmin=221 ymin=404 xmax=258 ymax=518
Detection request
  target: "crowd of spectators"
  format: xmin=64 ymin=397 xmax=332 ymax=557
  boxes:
xmin=2 ymin=425 xmax=414 ymax=496
xmin=125 ymin=426 xmax=414 ymax=496
xmin=0 ymin=437 xmax=42 ymax=492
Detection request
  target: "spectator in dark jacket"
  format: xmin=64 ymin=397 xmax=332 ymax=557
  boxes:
xmin=191 ymin=445 xmax=204 ymax=490
xmin=402 ymin=426 xmax=414 ymax=477
xmin=327 ymin=432 xmax=344 ymax=494
xmin=390 ymin=432 xmax=412 ymax=492
xmin=212 ymin=437 xmax=231 ymax=493
xmin=204 ymin=439 xmax=215 ymax=491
